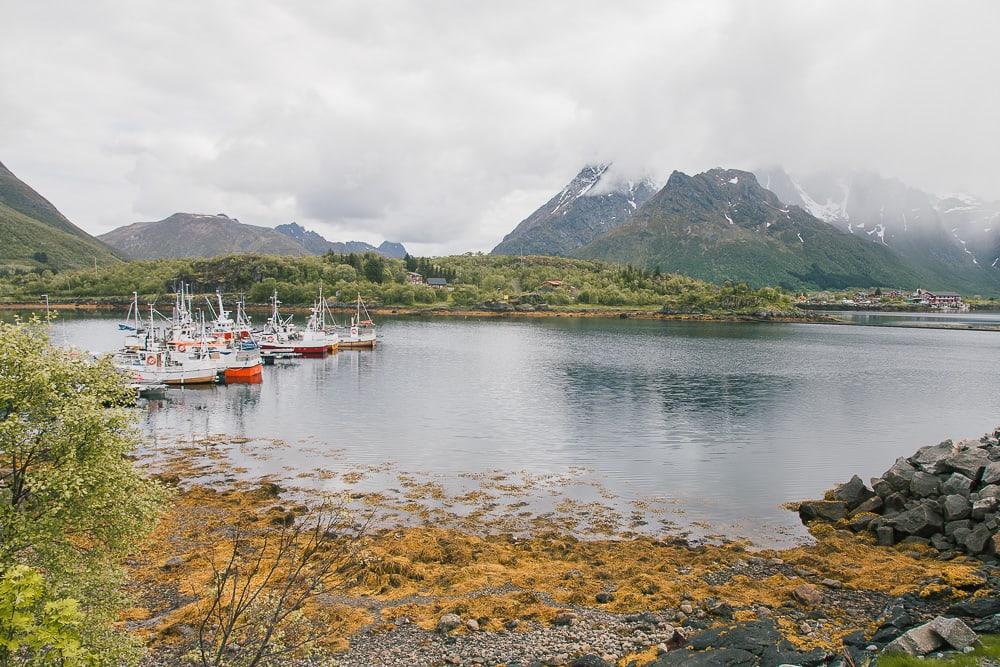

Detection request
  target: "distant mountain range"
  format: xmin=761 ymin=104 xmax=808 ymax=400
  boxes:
xmin=0 ymin=161 xmax=122 ymax=271
xmin=495 ymin=163 xmax=1000 ymax=292
xmin=98 ymin=215 xmax=407 ymax=260
xmin=492 ymin=164 xmax=656 ymax=256
xmin=274 ymin=223 xmax=407 ymax=258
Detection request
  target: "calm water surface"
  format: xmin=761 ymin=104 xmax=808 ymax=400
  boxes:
xmin=15 ymin=310 xmax=1000 ymax=542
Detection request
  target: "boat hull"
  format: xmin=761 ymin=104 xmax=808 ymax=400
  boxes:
xmin=338 ymin=338 xmax=376 ymax=349
xmin=224 ymin=363 xmax=263 ymax=383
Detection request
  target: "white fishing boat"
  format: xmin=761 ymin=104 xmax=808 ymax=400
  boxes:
xmin=337 ymin=294 xmax=376 ymax=349
xmin=258 ymin=289 xmax=329 ymax=356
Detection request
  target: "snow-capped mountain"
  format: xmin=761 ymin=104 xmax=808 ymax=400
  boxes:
xmin=491 ymin=164 xmax=656 ymax=256
xmin=756 ymin=168 xmax=1000 ymax=292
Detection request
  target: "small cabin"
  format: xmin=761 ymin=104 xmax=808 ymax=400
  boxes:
xmin=406 ymin=272 xmax=425 ymax=285
xmin=427 ymin=278 xmax=449 ymax=288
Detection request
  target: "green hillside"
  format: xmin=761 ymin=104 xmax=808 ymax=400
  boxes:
xmin=0 ymin=161 xmax=121 ymax=272
xmin=577 ymin=169 xmax=984 ymax=292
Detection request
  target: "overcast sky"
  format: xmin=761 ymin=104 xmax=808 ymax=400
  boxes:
xmin=1 ymin=1 xmax=997 ymax=255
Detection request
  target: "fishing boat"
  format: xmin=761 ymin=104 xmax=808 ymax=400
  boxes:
xmin=258 ymin=289 xmax=329 ymax=356
xmin=224 ymin=339 xmax=263 ymax=383
xmin=113 ymin=297 xmax=220 ymax=386
xmin=337 ymin=294 xmax=377 ymax=349
xmin=303 ymin=288 xmax=340 ymax=352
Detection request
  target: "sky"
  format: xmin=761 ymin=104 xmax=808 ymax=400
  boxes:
xmin=1 ymin=1 xmax=998 ymax=255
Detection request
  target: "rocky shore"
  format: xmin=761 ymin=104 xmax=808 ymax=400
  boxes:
xmin=128 ymin=430 xmax=1000 ymax=667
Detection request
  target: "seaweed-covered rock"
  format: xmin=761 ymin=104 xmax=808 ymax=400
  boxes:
xmin=832 ymin=475 xmax=874 ymax=509
xmin=798 ymin=500 xmax=847 ymax=523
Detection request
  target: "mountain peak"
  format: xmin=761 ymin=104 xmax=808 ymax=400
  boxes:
xmin=492 ymin=163 xmax=655 ymax=256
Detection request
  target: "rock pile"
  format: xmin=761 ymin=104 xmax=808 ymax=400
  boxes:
xmin=800 ymin=429 xmax=1000 ymax=558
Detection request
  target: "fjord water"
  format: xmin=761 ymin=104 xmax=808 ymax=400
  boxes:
xmin=27 ymin=312 xmax=1000 ymax=541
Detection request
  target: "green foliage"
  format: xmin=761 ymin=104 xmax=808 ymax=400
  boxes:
xmin=0 ymin=565 xmax=94 ymax=666
xmin=877 ymin=635 xmax=1000 ymax=667
xmin=0 ymin=319 xmax=167 ymax=661
xmin=0 ymin=254 xmax=796 ymax=314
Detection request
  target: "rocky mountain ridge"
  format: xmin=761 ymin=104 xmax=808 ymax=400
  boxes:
xmin=491 ymin=164 xmax=656 ymax=256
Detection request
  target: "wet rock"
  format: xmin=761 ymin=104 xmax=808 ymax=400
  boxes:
xmin=798 ymin=500 xmax=847 ymax=523
xmin=910 ymin=472 xmax=941 ymax=498
xmin=942 ymin=494 xmax=972 ymax=521
xmin=887 ymin=503 xmax=943 ymax=537
xmin=941 ymin=473 xmax=974 ymax=497
xmin=832 ymin=475 xmax=874 ymax=509
xmin=437 ymin=613 xmax=462 ymax=633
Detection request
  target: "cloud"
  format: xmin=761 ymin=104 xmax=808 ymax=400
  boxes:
xmin=1 ymin=1 xmax=997 ymax=254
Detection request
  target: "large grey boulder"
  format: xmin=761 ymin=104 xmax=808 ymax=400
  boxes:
xmin=945 ymin=519 xmax=971 ymax=536
xmin=979 ymin=484 xmax=1000 ymax=500
xmin=928 ymin=617 xmax=978 ymax=650
xmin=944 ymin=448 xmax=990 ymax=481
xmin=972 ymin=497 xmax=997 ymax=520
xmin=883 ymin=616 xmax=978 ymax=655
xmin=910 ymin=472 xmax=941 ymax=498
xmin=982 ymin=461 xmax=1000 ymax=486
xmin=882 ymin=622 xmax=944 ymax=655
xmin=942 ymin=494 xmax=971 ymax=521
xmin=884 ymin=458 xmax=917 ymax=491
xmin=832 ymin=475 xmax=875 ymax=509
xmin=941 ymin=473 xmax=974 ymax=497
xmin=963 ymin=523 xmax=993 ymax=554
xmin=910 ymin=440 xmax=955 ymax=474
xmin=888 ymin=503 xmax=943 ymax=537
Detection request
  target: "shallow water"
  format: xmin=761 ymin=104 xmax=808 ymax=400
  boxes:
xmin=13 ymin=309 xmax=1000 ymax=543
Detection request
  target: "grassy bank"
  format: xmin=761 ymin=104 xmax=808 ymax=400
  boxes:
xmin=0 ymin=253 xmax=800 ymax=317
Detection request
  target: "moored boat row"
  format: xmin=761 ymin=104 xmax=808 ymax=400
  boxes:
xmin=112 ymin=287 xmax=376 ymax=390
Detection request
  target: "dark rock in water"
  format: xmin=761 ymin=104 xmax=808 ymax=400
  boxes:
xmin=888 ymin=503 xmax=943 ymax=537
xmin=832 ymin=475 xmax=875 ymax=509
xmin=945 ymin=448 xmax=990 ymax=480
xmin=650 ymin=648 xmax=757 ymax=666
xmin=798 ymin=500 xmax=848 ymax=522
xmin=942 ymin=494 xmax=972 ymax=521
xmin=963 ymin=523 xmax=992 ymax=554
xmin=910 ymin=441 xmax=955 ymax=474
xmin=910 ymin=471 xmax=941 ymax=498
xmin=941 ymin=473 xmax=974 ymax=497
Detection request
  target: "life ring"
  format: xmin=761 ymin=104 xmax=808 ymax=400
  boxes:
xmin=177 ymin=344 xmax=187 ymax=352
xmin=146 ymin=355 xmax=157 ymax=365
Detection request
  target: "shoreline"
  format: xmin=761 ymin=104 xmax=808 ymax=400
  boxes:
xmin=0 ymin=299 xmax=842 ymax=324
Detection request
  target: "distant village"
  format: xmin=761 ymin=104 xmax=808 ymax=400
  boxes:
xmin=802 ymin=288 xmax=969 ymax=311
